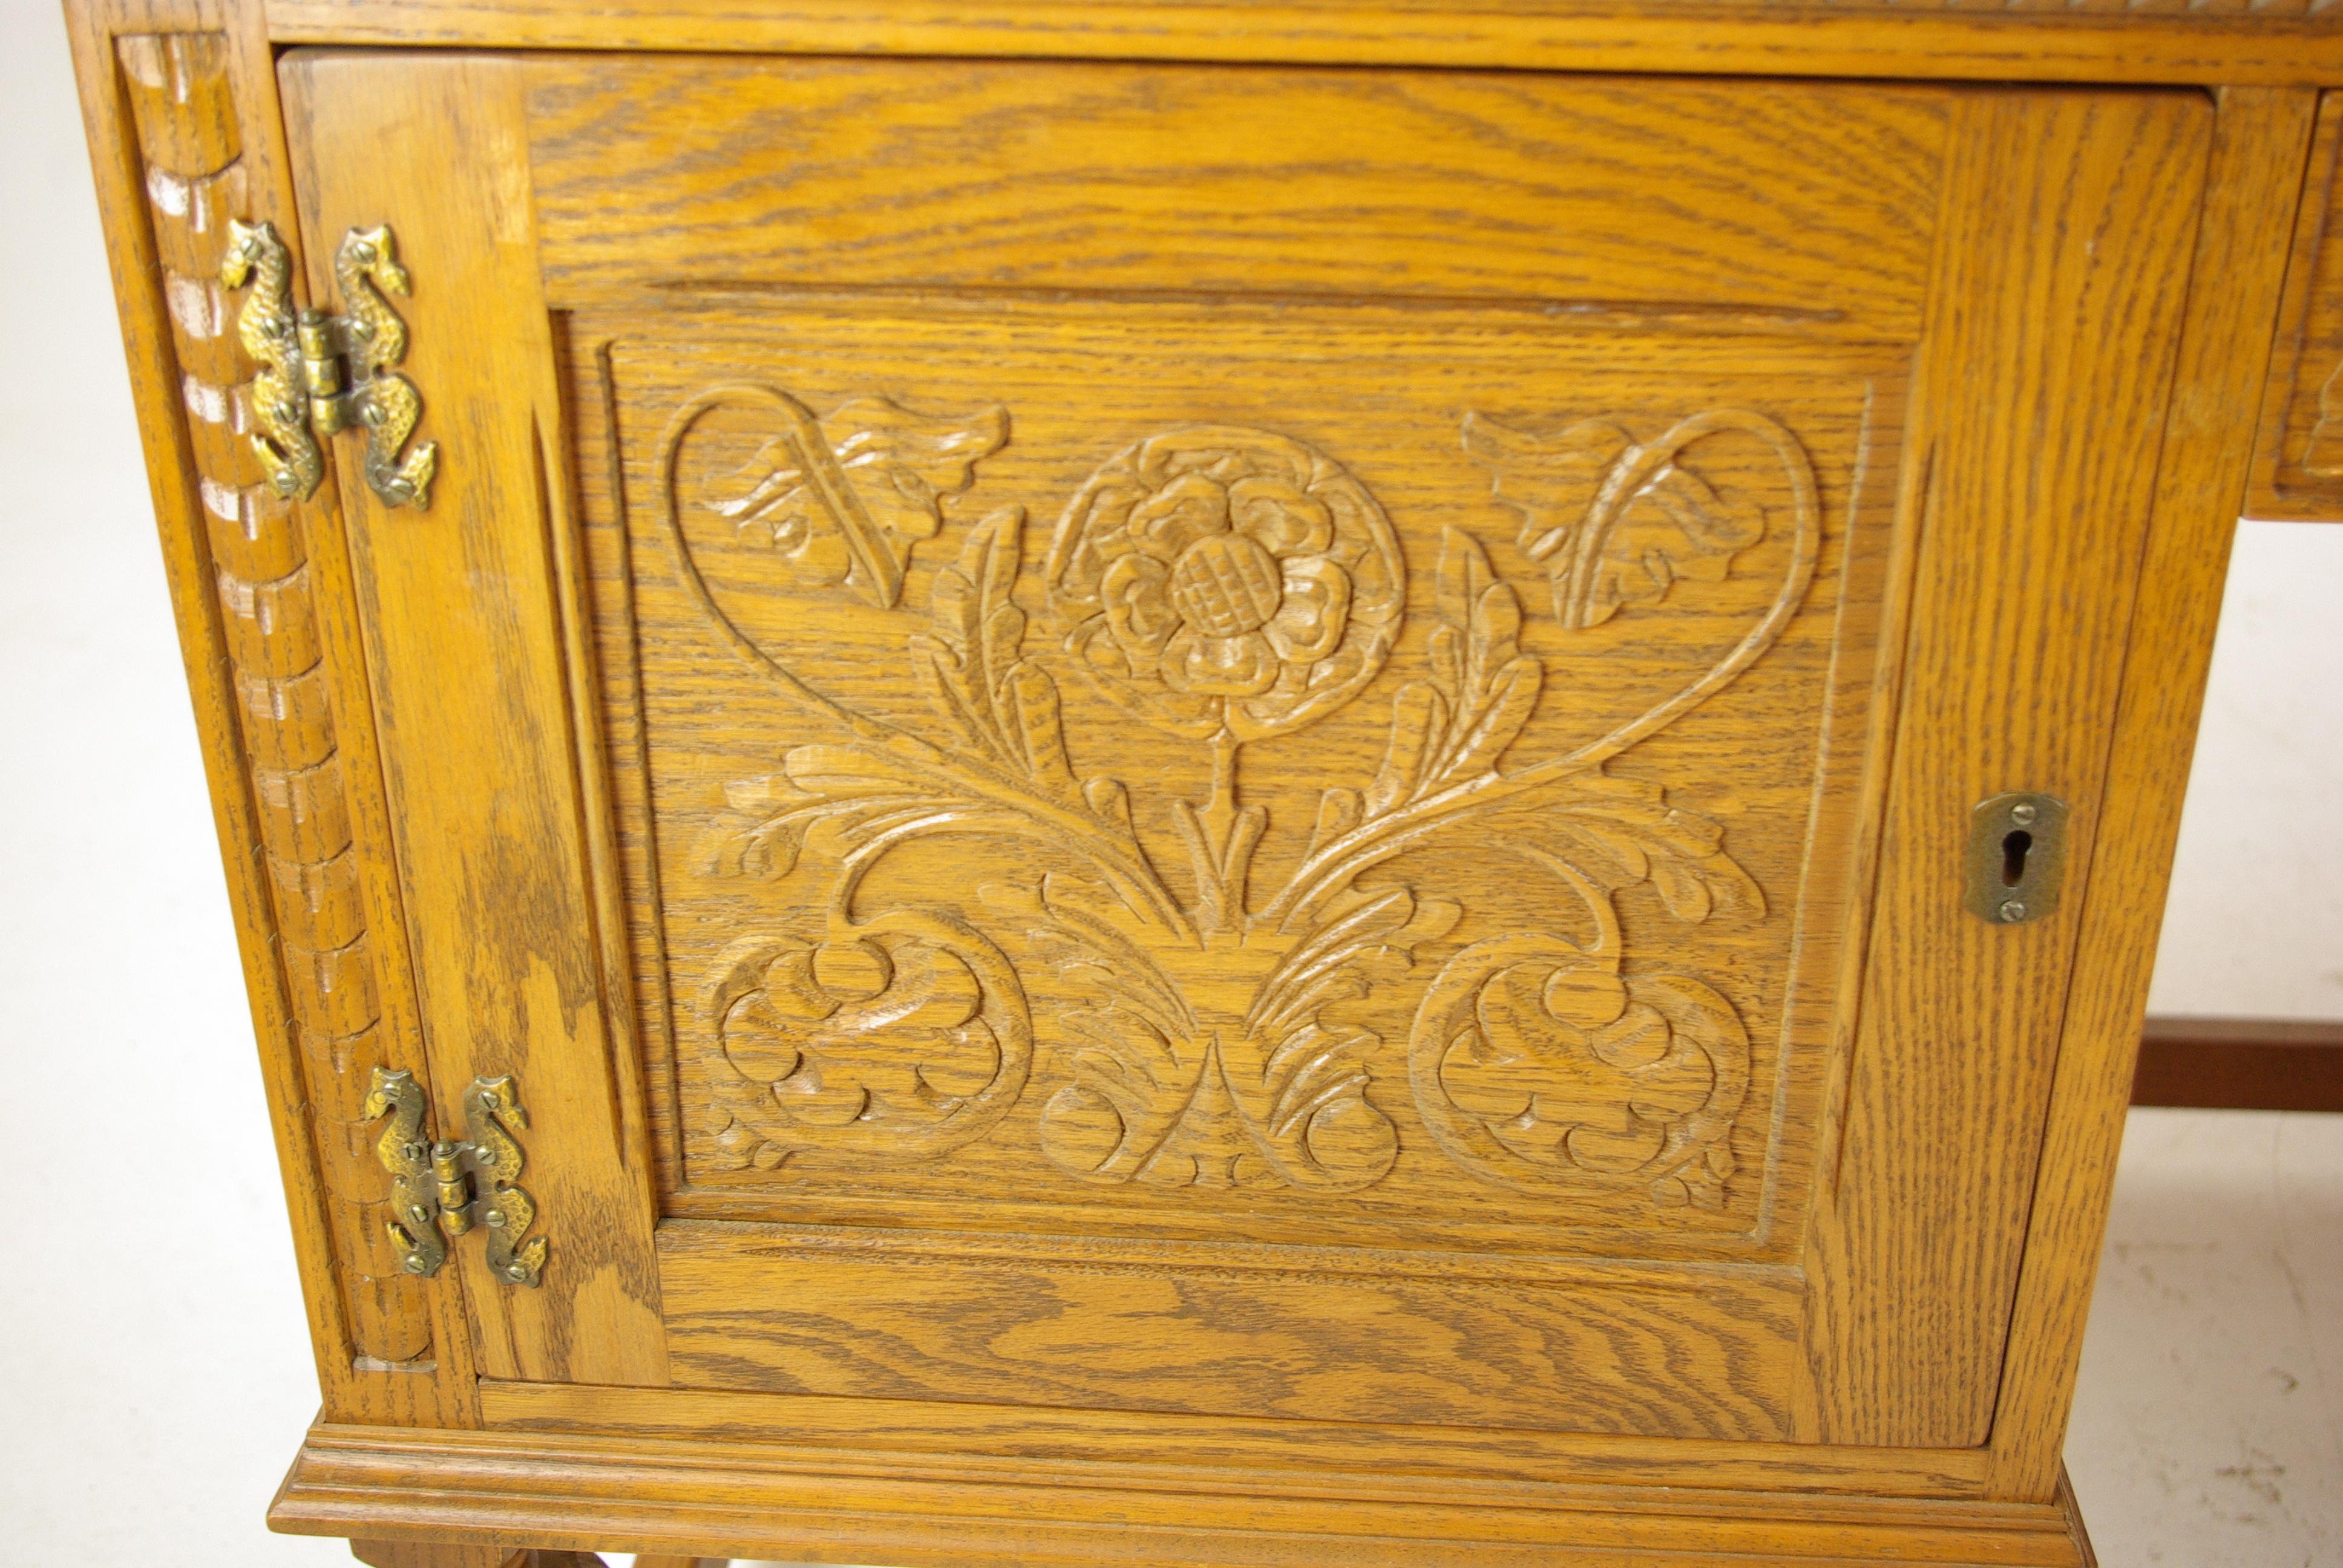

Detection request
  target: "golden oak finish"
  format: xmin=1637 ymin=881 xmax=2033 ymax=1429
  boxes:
xmin=263 ymin=0 xmax=2343 ymax=88
xmin=1800 ymin=89 xmax=2207 ymax=1448
xmin=476 ymin=1379 xmax=1994 ymax=1495
xmin=1985 ymin=85 xmax=2321 ymax=1500
xmin=63 ymin=0 xmax=471 ymax=1426
xmin=276 ymin=1421 xmax=2100 ymax=1568
xmin=525 ymin=57 xmax=1945 ymax=335
xmin=65 ymin=0 xmax=2319 ymax=1563
xmin=2249 ymin=93 xmax=2343 ymax=521
xmin=279 ymin=51 xmax=668 ymax=1388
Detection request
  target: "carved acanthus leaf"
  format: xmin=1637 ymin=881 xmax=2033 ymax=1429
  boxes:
xmin=670 ymin=397 xmax=1804 ymax=1201
xmin=1522 ymin=774 xmax=1768 ymax=925
xmin=700 ymin=909 xmax=1034 ymax=1172
xmin=1366 ymin=528 xmax=1542 ymax=817
xmin=991 ymin=876 xmax=1455 ymax=1192
xmin=910 ymin=506 xmax=1081 ymax=797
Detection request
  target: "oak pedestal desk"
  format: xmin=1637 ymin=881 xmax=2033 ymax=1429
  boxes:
xmin=64 ymin=1 xmax=2343 ymax=1563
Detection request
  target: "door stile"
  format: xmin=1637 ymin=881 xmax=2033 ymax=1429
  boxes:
xmin=1801 ymin=88 xmax=2210 ymax=1448
xmin=1983 ymin=84 xmax=2319 ymax=1500
xmin=280 ymin=49 xmax=669 ymax=1387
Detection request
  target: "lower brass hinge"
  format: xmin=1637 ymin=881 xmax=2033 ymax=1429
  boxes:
xmin=219 ymin=220 xmax=439 ymax=510
xmin=362 ymin=1069 xmax=548 ymax=1287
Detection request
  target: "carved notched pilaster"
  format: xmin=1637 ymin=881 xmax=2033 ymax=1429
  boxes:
xmin=117 ymin=31 xmax=430 ymax=1363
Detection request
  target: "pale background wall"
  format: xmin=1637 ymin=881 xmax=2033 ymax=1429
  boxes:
xmin=0 ymin=4 xmax=2335 ymax=1566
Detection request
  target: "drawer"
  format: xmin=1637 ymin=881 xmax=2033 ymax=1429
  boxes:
xmin=2254 ymin=91 xmax=2343 ymax=520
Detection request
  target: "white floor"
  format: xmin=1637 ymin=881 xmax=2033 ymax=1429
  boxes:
xmin=2065 ymin=1109 xmax=2343 ymax=1567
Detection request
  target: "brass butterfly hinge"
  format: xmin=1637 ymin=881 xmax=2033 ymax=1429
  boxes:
xmin=361 ymin=1068 xmax=548 ymax=1287
xmin=219 ymin=219 xmax=439 ymax=510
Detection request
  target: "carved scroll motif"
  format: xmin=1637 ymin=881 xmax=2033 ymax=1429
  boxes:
xmin=120 ymin=33 xmax=432 ymax=1360
xmin=700 ymin=912 xmax=1034 ymax=1172
xmin=665 ymin=392 xmax=1821 ymax=1203
xmin=670 ymin=383 xmax=1008 ymax=609
xmin=1407 ymin=848 xmax=1755 ymax=1209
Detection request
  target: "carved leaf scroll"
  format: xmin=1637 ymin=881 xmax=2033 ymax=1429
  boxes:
xmin=1463 ymin=410 xmax=1794 ymax=630
xmin=1407 ymin=843 xmax=1753 ymax=1209
xmin=911 ymin=506 xmax=1083 ymax=798
xmin=1367 ymin=529 xmax=1544 ymax=817
xmin=666 ymin=396 xmax=1817 ymax=1205
xmin=674 ymin=384 xmax=1008 ymax=609
xmin=989 ymin=877 xmax=1458 ymax=1191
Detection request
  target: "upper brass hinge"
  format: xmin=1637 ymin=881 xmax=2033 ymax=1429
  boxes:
xmin=220 ymin=220 xmax=438 ymax=510
xmin=362 ymin=1068 xmax=548 ymax=1287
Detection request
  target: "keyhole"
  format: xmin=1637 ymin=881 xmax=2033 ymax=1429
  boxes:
xmin=2001 ymin=829 xmax=2034 ymax=888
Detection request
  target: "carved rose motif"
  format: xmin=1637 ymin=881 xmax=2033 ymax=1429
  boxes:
xmin=698 ymin=910 xmax=1032 ymax=1172
xmin=1047 ymin=427 xmax=1403 ymax=740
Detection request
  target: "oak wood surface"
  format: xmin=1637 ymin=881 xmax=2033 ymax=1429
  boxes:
xmin=1797 ymin=89 xmax=2208 ymax=1450
xmin=280 ymin=50 xmax=668 ymax=1387
xmin=350 ymin=1542 xmax=523 ymax=1568
xmin=61 ymin=0 xmax=2301 ymax=1559
xmin=2247 ymin=91 xmax=2343 ymax=522
xmin=1982 ymin=85 xmax=2318 ymax=1501
xmin=261 ymin=0 xmax=2343 ymax=90
xmin=525 ymin=57 xmax=1945 ymax=336
xmin=272 ymin=1420 xmax=2096 ymax=1567
xmin=477 ymin=1378 xmax=1994 ymax=1495
xmin=281 ymin=40 xmax=2213 ymax=1467
xmin=531 ymin=52 xmax=1970 ymax=1443
xmin=656 ymin=1221 xmax=1808 ymax=1437
xmin=457 ymin=50 xmax=1948 ymax=1448
xmin=62 ymin=0 xmax=474 ymax=1426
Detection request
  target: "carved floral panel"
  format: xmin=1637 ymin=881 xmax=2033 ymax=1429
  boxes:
xmin=575 ymin=301 xmax=1899 ymax=1259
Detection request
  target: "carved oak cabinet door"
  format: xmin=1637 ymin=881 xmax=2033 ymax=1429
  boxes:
xmin=277 ymin=51 xmax=2204 ymax=1454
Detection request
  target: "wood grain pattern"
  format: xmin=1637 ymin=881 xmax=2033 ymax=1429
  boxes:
xmin=272 ymin=1420 xmax=2096 ymax=1568
xmin=266 ymin=0 xmax=2343 ymax=90
xmin=1985 ymin=86 xmax=2319 ymax=1502
xmin=1800 ymin=90 xmax=2210 ymax=1448
xmin=117 ymin=31 xmax=434 ymax=1365
xmin=577 ymin=302 xmax=1899 ymax=1273
xmin=68 ymin=1 xmax=2315 ymax=1557
xmin=350 ymin=1541 xmax=524 ymax=1568
xmin=2247 ymin=92 xmax=2343 ymax=521
xmin=65 ymin=0 xmax=476 ymax=1428
xmin=280 ymin=51 xmax=667 ymax=1386
xmin=525 ymin=59 xmax=1944 ymax=337
xmin=479 ymin=1379 xmax=1992 ymax=1496
xmin=658 ymin=1222 xmax=1806 ymax=1438
xmin=568 ymin=293 xmax=1906 ymax=1438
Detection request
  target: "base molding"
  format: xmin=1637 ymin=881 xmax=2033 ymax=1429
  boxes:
xmin=273 ymin=1421 xmax=2094 ymax=1567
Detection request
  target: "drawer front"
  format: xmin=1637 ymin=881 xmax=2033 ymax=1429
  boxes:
xmin=280 ymin=52 xmax=2204 ymax=1448
xmin=2253 ymin=91 xmax=2343 ymax=520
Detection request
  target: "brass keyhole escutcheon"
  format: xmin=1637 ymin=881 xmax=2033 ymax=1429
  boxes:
xmin=1964 ymin=792 xmax=2068 ymax=926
